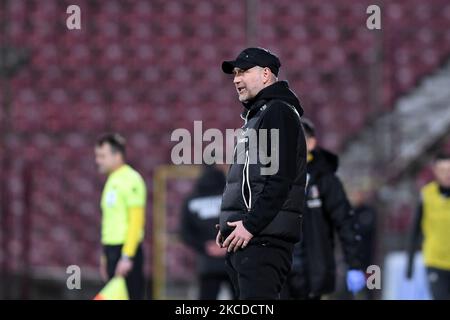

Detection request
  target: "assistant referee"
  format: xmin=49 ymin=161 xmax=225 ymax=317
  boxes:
xmin=95 ymin=133 xmax=147 ymax=300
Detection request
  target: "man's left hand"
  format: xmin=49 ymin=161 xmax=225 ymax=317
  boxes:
xmin=115 ymin=257 xmax=133 ymax=277
xmin=223 ymin=220 xmax=253 ymax=252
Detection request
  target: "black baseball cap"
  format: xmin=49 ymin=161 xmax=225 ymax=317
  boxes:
xmin=221 ymin=47 xmax=281 ymax=76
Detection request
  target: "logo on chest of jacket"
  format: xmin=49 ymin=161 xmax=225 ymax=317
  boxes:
xmin=105 ymin=190 xmax=117 ymax=207
xmin=307 ymin=184 xmax=322 ymax=208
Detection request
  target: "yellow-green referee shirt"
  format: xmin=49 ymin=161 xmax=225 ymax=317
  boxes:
xmin=101 ymin=164 xmax=147 ymax=256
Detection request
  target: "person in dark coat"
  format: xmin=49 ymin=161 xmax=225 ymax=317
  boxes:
xmin=217 ymin=47 xmax=307 ymax=300
xmin=181 ymin=164 xmax=235 ymax=299
xmin=282 ymin=118 xmax=366 ymax=300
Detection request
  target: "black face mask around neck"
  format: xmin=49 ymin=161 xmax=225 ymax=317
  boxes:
xmin=439 ymin=185 xmax=450 ymax=197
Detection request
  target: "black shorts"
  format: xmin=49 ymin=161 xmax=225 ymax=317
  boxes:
xmin=103 ymin=244 xmax=145 ymax=300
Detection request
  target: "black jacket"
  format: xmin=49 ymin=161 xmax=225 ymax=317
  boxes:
xmin=181 ymin=165 xmax=227 ymax=275
xmin=291 ymin=148 xmax=363 ymax=296
xmin=219 ymin=81 xmax=307 ymax=244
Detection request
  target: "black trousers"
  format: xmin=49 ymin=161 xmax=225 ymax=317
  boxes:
xmin=427 ymin=267 xmax=450 ymax=300
xmin=280 ymin=271 xmax=321 ymax=300
xmin=103 ymin=244 xmax=145 ymax=300
xmin=199 ymin=273 xmax=236 ymax=300
xmin=225 ymin=238 xmax=293 ymax=300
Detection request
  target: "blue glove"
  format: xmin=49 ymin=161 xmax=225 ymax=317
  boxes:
xmin=346 ymin=269 xmax=366 ymax=294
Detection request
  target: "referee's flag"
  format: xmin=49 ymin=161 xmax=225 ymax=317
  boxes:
xmin=94 ymin=276 xmax=129 ymax=300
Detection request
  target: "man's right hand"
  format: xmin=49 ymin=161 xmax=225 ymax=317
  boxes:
xmin=100 ymin=255 xmax=108 ymax=282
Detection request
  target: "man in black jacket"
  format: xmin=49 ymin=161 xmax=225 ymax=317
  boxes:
xmin=181 ymin=164 xmax=235 ymax=300
xmin=216 ymin=47 xmax=307 ymax=300
xmin=282 ymin=118 xmax=366 ymax=299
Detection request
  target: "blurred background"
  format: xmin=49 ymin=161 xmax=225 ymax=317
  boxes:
xmin=0 ymin=0 xmax=450 ymax=299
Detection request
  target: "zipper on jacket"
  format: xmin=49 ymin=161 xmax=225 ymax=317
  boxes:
xmin=235 ymin=110 xmax=250 ymax=159
xmin=241 ymin=136 xmax=252 ymax=212
xmin=240 ymin=110 xmax=250 ymax=126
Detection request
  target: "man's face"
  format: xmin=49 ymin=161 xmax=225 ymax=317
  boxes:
xmin=95 ymin=143 xmax=122 ymax=175
xmin=433 ymin=159 xmax=450 ymax=187
xmin=233 ymin=66 xmax=269 ymax=102
xmin=305 ymin=136 xmax=317 ymax=153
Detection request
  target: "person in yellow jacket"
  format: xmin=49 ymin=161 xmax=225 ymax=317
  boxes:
xmin=407 ymin=152 xmax=450 ymax=299
xmin=95 ymin=133 xmax=147 ymax=300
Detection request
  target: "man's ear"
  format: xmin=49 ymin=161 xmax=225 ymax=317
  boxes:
xmin=431 ymin=164 xmax=439 ymax=178
xmin=306 ymin=137 xmax=317 ymax=152
xmin=263 ymin=67 xmax=271 ymax=84
xmin=311 ymin=137 xmax=317 ymax=149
